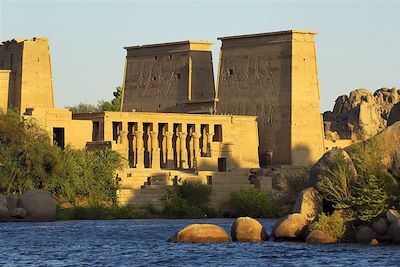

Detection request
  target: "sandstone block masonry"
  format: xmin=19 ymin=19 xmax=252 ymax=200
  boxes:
xmin=122 ymin=41 xmax=216 ymax=114
xmin=216 ymin=30 xmax=325 ymax=166
xmin=0 ymin=38 xmax=54 ymax=113
xmin=120 ymin=30 xmax=325 ymax=167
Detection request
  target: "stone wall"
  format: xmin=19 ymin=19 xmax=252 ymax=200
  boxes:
xmin=0 ymin=70 xmax=10 ymax=111
xmin=216 ymin=31 xmax=324 ymax=166
xmin=122 ymin=41 xmax=216 ymax=114
xmin=0 ymin=38 xmax=54 ymax=113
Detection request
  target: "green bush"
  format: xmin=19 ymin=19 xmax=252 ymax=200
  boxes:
xmin=317 ymin=155 xmax=356 ymax=209
xmin=177 ymin=180 xmax=212 ymax=207
xmin=349 ymin=174 xmax=389 ymax=224
xmin=162 ymin=181 xmax=218 ymax=218
xmin=56 ymin=205 xmax=140 ymax=220
xmin=229 ymin=188 xmax=281 ymax=218
xmin=0 ymin=110 xmax=123 ymax=206
xmin=312 ymin=210 xmax=347 ymax=241
xmin=317 ymin=139 xmax=399 ymax=225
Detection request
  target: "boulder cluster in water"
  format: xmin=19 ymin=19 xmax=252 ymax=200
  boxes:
xmin=0 ymin=189 xmax=57 ymax=222
xmin=170 ymin=122 xmax=400 ymax=245
xmin=168 ymin=217 xmax=268 ymax=243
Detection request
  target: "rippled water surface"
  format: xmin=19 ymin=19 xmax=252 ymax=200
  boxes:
xmin=1 ymin=219 xmax=399 ymax=266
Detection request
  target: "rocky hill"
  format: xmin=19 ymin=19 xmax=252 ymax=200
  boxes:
xmin=324 ymin=87 xmax=400 ymax=142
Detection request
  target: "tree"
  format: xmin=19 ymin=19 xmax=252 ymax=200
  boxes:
xmin=65 ymin=103 xmax=99 ymax=113
xmin=66 ymin=86 xmax=122 ymax=113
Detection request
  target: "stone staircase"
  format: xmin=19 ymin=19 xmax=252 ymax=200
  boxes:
xmin=117 ymin=172 xmax=173 ymax=211
xmin=117 ymin=168 xmax=265 ymax=211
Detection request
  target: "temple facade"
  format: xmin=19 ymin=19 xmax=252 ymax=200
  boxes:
xmin=0 ymin=38 xmax=54 ymax=113
xmin=121 ymin=40 xmax=217 ymax=114
xmin=25 ymin=108 xmax=260 ymax=209
xmin=216 ymin=30 xmax=325 ymax=167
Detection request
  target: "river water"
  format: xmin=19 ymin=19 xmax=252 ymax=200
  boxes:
xmin=1 ymin=219 xmax=399 ymax=266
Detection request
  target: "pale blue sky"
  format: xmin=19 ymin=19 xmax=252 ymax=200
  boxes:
xmin=1 ymin=0 xmax=399 ymax=112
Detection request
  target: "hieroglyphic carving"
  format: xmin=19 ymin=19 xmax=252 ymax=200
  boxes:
xmin=125 ymin=57 xmax=181 ymax=110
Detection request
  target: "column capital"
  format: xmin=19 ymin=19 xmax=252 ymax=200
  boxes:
xmin=191 ymin=132 xmax=200 ymax=139
xmin=178 ymin=132 xmax=187 ymax=139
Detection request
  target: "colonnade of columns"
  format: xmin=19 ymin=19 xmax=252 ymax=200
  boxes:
xmin=120 ymin=122 xmax=217 ymax=169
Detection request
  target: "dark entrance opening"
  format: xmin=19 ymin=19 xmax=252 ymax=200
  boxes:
xmin=53 ymin=127 xmax=65 ymax=149
xmin=218 ymin=158 xmax=227 ymax=172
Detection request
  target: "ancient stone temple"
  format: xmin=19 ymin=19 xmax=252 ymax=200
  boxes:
xmin=0 ymin=37 xmax=54 ymax=113
xmin=216 ymin=30 xmax=325 ymax=166
xmin=121 ymin=40 xmax=216 ymax=114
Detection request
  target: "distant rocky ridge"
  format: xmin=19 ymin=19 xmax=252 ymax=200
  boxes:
xmin=324 ymin=87 xmax=400 ymax=142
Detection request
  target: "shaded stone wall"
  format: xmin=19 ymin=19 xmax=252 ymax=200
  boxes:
xmin=0 ymin=70 xmax=10 ymax=111
xmin=122 ymin=41 xmax=216 ymax=114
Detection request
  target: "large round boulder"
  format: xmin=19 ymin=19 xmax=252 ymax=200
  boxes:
xmin=305 ymin=230 xmax=336 ymax=244
xmin=6 ymin=195 xmax=18 ymax=211
xmin=372 ymin=217 xmax=389 ymax=235
xmin=0 ymin=202 xmax=10 ymax=220
xmin=355 ymin=226 xmax=378 ymax=243
xmin=347 ymin=121 xmax=400 ymax=179
xmin=20 ymin=189 xmax=57 ymax=221
xmin=10 ymin=207 xmax=26 ymax=219
xmin=272 ymin=213 xmax=308 ymax=240
xmin=0 ymin=194 xmax=11 ymax=220
xmin=309 ymin=148 xmax=357 ymax=187
xmin=292 ymin=187 xmax=323 ymax=221
xmin=231 ymin=217 xmax=268 ymax=242
xmin=386 ymin=209 xmax=400 ymax=224
xmin=388 ymin=219 xmax=400 ymax=243
xmin=168 ymin=224 xmax=232 ymax=243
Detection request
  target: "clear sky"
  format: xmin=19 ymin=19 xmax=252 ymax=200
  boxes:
xmin=1 ymin=0 xmax=399 ymax=112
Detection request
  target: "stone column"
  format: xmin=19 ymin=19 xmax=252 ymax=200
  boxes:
xmin=206 ymin=132 xmax=214 ymax=157
xmin=179 ymin=132 xmax=188 ymax=169
xmin=165 ymin=131 xmax=174 ymax=169
xmin=120 ymin=130 xmax=127 ymax=145
xmin=150 ymin=131 xmax=160 ymax=169
xmin=191 ymin=132 xmax=200 ymax=168
xmin=134 ymin=131 xmax=144 ymax=168
xmin=201 ymin=126 xmax=208 ymax=155
xmin=131 ymin=131 xmax=136 ymax=168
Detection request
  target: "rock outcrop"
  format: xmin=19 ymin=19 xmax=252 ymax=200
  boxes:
xmin=305 ymin=230 xmax=336 ymax=244
xmin=231 ymin=217 xmax=268 ymax=242
xmin=345 ymin=121 xmax=400 ymax=179
xmin=168 ymin=224 xmax=232 ymax=243
xmin=0 ymin=189 xmax=56 ymax=222
xmin=372 ymin=218 xmax=389 ymax=236
xmin=324 ymin=87 xmax=400 ymax=142
xmin=272 ymin=213 xmax=308 ymax=240
xmin=309 ymin=148 xmax=357 ymax=187
xmin=20 ymin=189 xmax=57 ymax=221
xmin=388 ymin=219 xmax=400 ymax=243
xmin=292 ymin=187 xmax=323 ymax=221
xmin=386 ymin=209 xmax=400 ymax=224
xmin=355 ymin=226 xmax=378 ymax=243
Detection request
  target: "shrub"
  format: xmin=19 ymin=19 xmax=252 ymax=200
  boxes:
xmin=0 ymin=110 xmax=124 ymax=206
xmin=162 ymin=181 xmax=217 ymax=218
xmin=177 ymin=180 xmax=212 ymax=207
xmin=312 ymin=210 xmax=347 ymax=241
xmin=349 ymin=174 xmax=389 ymax=224
xmin=317 ymin=139 xmax=399 ymax=226
xmin=229 ymin=188 xmax=281 ymax=218
xmin=56 ymin=204 xmax=138 ymax=220
xmin=317 ymin=155 xmax=356 ymax=209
